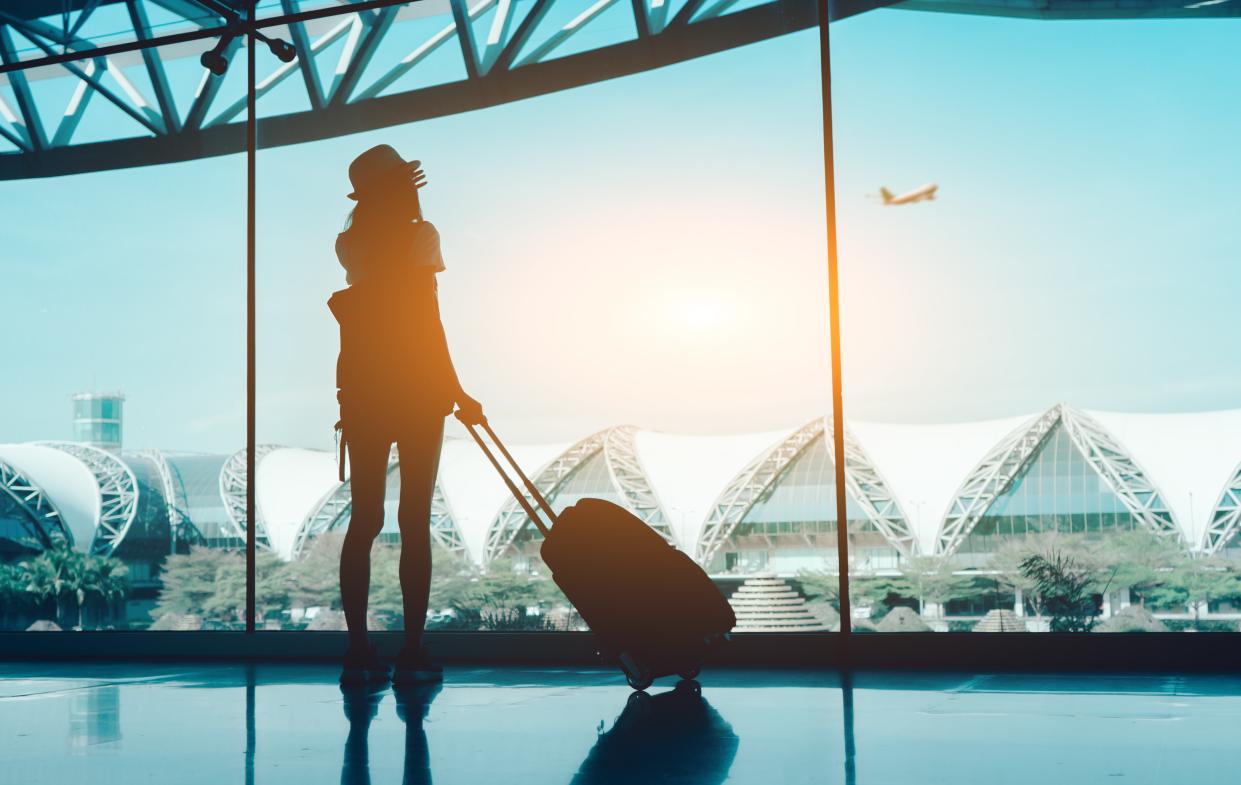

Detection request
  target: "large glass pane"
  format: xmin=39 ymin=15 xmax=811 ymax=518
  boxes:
xmin=0 ymin=39 xmax=245 ymax=632
xmin=253 ymin=1 xmax=839 ymax=636
xmin=834 ymin=9 xmax=1241 ymax=633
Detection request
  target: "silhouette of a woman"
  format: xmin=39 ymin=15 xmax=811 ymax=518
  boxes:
xmin=328 ymin=144 xmax=484 ymax=686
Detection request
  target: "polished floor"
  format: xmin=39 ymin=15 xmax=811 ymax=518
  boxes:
xmin=3 ymin=663 xmax=1241 ymax=785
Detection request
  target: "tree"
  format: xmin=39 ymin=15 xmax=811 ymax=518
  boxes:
xmin=795 ymin=569 xmax=912 ymax=621
xmin=850 ymin=573 xmax=913 ymax=621
xmin=1019 ymin=550 xmax=1098 ymax=632
xmin=367 ymin=543 xmax=405 ymax=621
xmin=151 ymin=547 xmax=238 ymax=621
xmin=78 ymin=552 xmax=129 ymax=629
xmin=154 ymin=546 xmax=291 ymax=626
xmin=1089 ymin=529 xmax=1183 ymax=605
xmin=900 ymin=556 xmax=978 ymax=617
xmin=0 ymin=561 xmax=31 ymax=628
xmin=15 ymin=547 xmax=129 ymax=629
xmin=428 ymin=556 xmax=563 ymax=630
xmin=201 ymin=549 xmax=288 ymax=623
xmin=988 ymin=533 xmax=1096 ymax=619
xmin=285 ymin=532 xmax=346 ymax=610
xmin=19 ymin=548 xmax=71 ymax=626
xmin=795 ymin=570 xmax=840 ymax=606
xmin=1146 ymin=557 xmax=1240 ymax=627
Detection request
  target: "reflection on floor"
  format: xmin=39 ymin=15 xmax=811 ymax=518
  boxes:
xmin=3 ymin=663 xmax=1241 ymax=785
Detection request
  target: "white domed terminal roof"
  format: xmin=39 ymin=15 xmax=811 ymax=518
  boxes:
xmin=635 ymin=427 xmax=794 ymax=551
xmin=1085 ymin=408 xmax=1241 ymax=550
xmin=0 ymin=444 xmax=100 ymax=552
xmin=437 ymin=436 xmax=571 ymax=564
xmin=848 ymin=414 xmax=1036 ymax=554
xmin=255 ymin=448 xmax=340 ymax=561
xmin=6 ymin=405 xmax=1241 ymax=565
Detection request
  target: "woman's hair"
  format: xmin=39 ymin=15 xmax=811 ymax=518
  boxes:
xmin=343 ymin=184 xmax=421 ymax=233
xmin=343 ymin=198 xmax=398 ymax=233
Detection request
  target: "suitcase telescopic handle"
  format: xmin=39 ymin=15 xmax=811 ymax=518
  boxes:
xmin=457 ymin=413 xmax=558 ymax=536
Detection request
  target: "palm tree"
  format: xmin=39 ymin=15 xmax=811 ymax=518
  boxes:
xmin=0 ymin=561 xmax=29 ymax=629
xmin=19 ymin=548 xmax=74 ymax=626
xmin=80 ymin=553 xmax=129 ymax=629
xmin=17 ymin=547 xmax=128 ymax=630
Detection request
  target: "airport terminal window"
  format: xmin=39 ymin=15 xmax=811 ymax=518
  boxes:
xmin=830 ymin=9 xmax=1241 ymax=633
xmin=4 ymin=0 xmax=1237 ymax=646
xmin=0 ymin=39 xmax=246 ymax=632
xmin=248 ymin=0 xmax=832 ymax=633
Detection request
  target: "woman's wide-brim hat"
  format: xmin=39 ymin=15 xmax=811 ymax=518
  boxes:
xmin=347 ymin=144 xmax=420 ymax=200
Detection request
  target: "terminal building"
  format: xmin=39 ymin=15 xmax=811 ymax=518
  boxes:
xmin=4 ymin=404 xmax=1241 ymax=606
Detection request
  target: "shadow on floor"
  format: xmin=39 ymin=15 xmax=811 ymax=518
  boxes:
xmin=337 ymin=678 xmax=741 ymax=785
xmin=569 ymin=679 xmax=740 ymax=785
xmin=340 ymin=681 xmax=441 ymax=785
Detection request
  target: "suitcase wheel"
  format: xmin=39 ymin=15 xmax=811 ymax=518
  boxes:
xmin=675 ymin=678 xmax=702 ymax=696
xmin=626 ymin=672 xmax=654 ymax=691
xmin=618 ymin=651 xmax=653 ymax=692
xmin=678 ymin=663 xmax=701 ymax=681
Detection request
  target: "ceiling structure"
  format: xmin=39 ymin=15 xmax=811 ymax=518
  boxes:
xmin=0 ymin=0 xmax=1232 ymax=179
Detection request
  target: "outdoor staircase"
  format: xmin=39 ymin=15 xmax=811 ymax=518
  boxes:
xmin=972 ymin=609 xmax=1028 ymax=632
xmin=728 ymin=573 xmax=829 ymax=632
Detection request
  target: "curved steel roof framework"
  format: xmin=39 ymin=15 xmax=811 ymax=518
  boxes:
xmin=936 ymin=404 xmax=1183 ymax=556
xmin=35 ymin=441 xmax=140 ymax=556
xmin=695 ymin=416 xmax=917 ymax=565
xmin=696 ymin=419 xmax=825 ymax=564
xmin=294 ymin=444 xmax=465 ymax=559
xmin=482 ymin=424 xmax=679 ymax=561
xmin=2 ymin=0 xmax=1231 ymax=179
xmin=1201 ymin=461 xmax=1241 ymax=556
xmin=219 ymin=443 xmax=277 ymax=550
xmin=833 ymin=418 xmax=916 ymax=558
xmin=132 ymin=448 xmax=206 ymax=550
xmin=0 ymin=457 xmax=70 ymax=550
xmin=484 ymin=428 xmax=608 ymax=562
xmin=602 ymin=425 xmax=673 ymax=544
xmin=1059 ymin=405 xmax=1181 ymax=542
xmin=935 ymin=406 xmax=1061 ymax=556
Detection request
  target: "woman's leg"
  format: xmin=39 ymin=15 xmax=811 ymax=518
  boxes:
xmin=396 ymin=416 xmax=445 ymax=650
xmin=340 ymin=433 xmax=391 ymax=650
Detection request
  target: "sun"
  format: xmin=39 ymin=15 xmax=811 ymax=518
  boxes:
xmin=665 ymin=294 xmax=735 ymax=334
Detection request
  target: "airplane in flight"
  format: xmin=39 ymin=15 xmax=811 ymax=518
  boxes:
xmin=878 ymin=183 xmax=938 ymax=205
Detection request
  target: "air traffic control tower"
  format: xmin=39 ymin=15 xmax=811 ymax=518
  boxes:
xmin=72 ymin=392 xmax=125 ymax=453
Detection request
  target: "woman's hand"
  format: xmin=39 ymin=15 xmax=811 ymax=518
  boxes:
xmin=454 ymin=392 xmax=486 ymax=425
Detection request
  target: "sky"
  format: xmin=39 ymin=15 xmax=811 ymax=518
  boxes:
xmin=1 ymin=7 xmax=1239 ymax=454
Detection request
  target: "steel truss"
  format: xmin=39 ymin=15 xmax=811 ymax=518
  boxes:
xmin=832 ymin=418 xmax=917 ymax=558
xmin=219 ymin=443 xmax=277 ymax=549
xmin=0 ymin=0 xmax=825 ymax=179
xmin=0 ymin=457 xmax=70 ymax=550
xmin=131 ymin=448 xmax=206 ymax=551
xmin=1203 ymin=462 xmax=1241 ymax=556
xmin=294 ymin=445 xmax=465 ymax=560
xmin=935 ymin=406 xmax=1061 ymax=556
xmin=1060 ymin=405 xmax=1181 ymax=542
xmin=696 ymin=419 xmax=823 ymax=565
xmin=36 ymin=441 xmax=140 ymax=556
xmin=602 ymin=425 xmax=673 ymax=545
xmin=695 ymin=416 xmax=916 ymax=565
xmin=1 ymin=0 xmax=1233 ymax=179
xmin=483 ymin=428 xmax=607 ymax=562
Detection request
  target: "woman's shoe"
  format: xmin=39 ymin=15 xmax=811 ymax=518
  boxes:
xmin=392 ymin=644 xmax=443 ymax=687
xmin=340 ymin=642 xmax=390 ymax=687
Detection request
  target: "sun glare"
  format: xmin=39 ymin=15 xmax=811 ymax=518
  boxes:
xmin=666 ymin=294 xmax=735 ymax=333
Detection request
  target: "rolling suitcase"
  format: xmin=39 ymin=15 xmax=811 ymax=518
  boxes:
xmin=460 ymin=415 xmax=736 ymax=690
